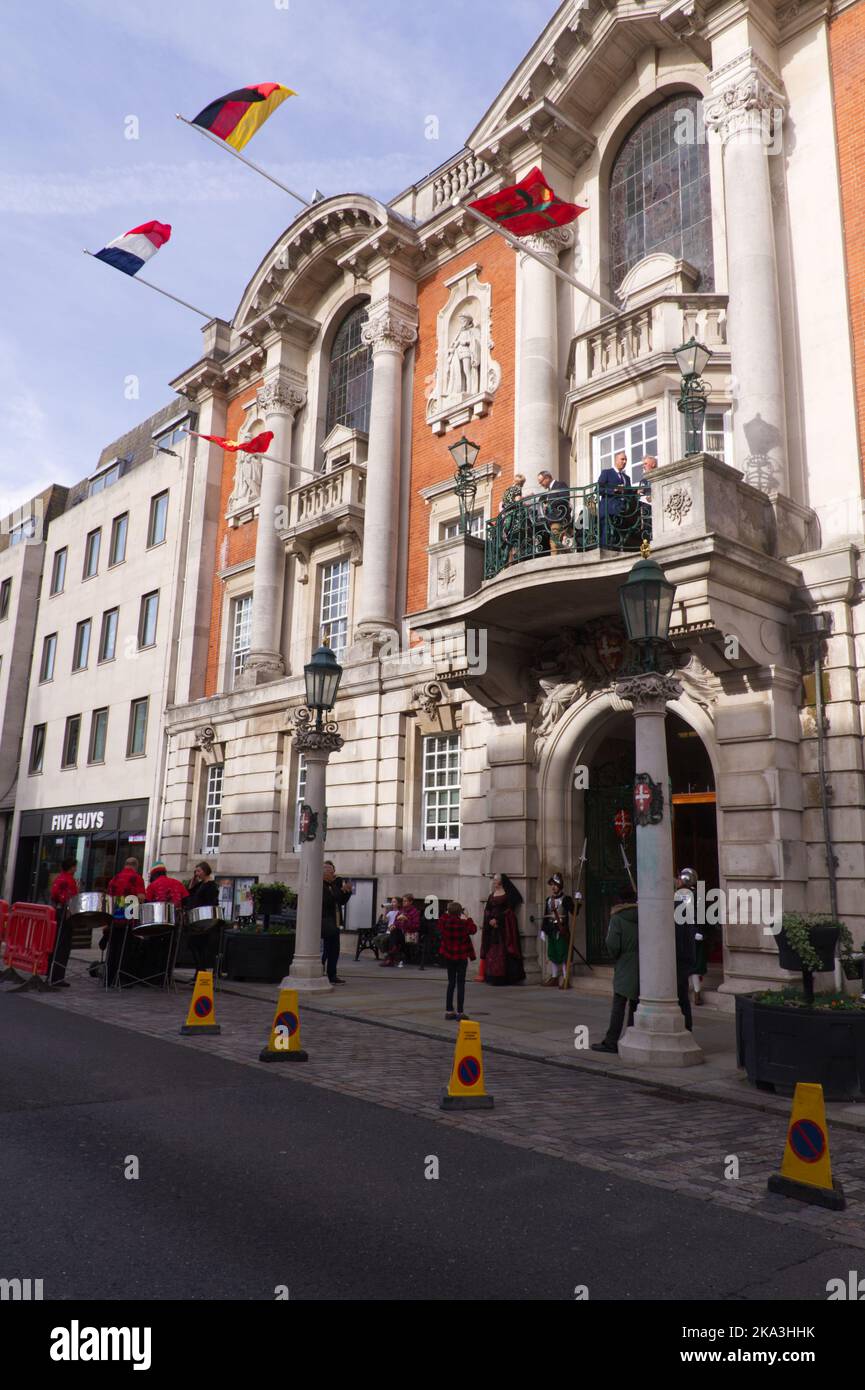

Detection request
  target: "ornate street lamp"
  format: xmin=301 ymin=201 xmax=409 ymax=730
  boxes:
xmin=674 ymin=336 xmax=712 ymax=456
xmin=615 ymin=548 xmax=703 ymax=1068
xmin=448 ymin=435 xmax=481 ymax=534
xmin=619 ymin=549 xmax=676 ymax=672
xmin=283 ymin=640 xmax=345 ymax=1000
xmin=303 ymin=641 xmax=343 ymax=729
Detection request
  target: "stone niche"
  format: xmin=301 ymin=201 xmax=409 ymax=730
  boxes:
xmin=226 ymin=411 xmax=266 ymax=528
xmin=425 ymin=263 xmax=501 ymax=436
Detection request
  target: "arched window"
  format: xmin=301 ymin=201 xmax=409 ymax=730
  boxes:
xmin=325 ymin=303 xmax=372 ymax=434
xmin=609 ymin=94 xmax=714 ymax=292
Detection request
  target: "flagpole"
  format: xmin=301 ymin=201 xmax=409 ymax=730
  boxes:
xmin=458 ymin=201 xmax=620 ymax=317
xmin=83 ymin=250 xmax=217 ymax=321
xmin=176 ymin=114 xmax=311 ymax=209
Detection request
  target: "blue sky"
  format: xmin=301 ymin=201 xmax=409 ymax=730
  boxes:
xmin=0 ymin=0 xmax=558 ymax=512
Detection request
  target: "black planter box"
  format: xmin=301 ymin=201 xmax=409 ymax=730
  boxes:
xmin=736 ymin=992 xmax=865 ymax=1101
xmin=774 ymin=924 xmax=839 ymax=974
xmin=224 ymin=930 xmax=295 ymax=983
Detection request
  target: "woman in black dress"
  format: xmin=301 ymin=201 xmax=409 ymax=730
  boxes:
xmin=481 ymin=873 xmax=525 ymax=985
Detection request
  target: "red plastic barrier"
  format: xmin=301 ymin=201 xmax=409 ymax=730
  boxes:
xmin=2 ymin=902 xmax=57 ymax=979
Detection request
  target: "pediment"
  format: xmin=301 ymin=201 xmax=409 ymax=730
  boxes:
xmin=468 ymin=0 xmax=713 ymax=161
xmin=617 ymin=253 xmax=700 ymax=306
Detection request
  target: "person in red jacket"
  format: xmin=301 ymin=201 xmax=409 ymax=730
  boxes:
xmin=437 ymin=900 xmax=477 ymax=1020
xmin=145 ymin=863 xmax=189 ymax=907
xmin=108 ymin=857 xmax=146 ymax=899
xmin=48 ymin=857 xmax=79 ymax=986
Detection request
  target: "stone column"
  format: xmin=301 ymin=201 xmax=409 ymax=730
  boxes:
xmin=705 ymin=57 xmax=788 ymax=495
xmin=517 ymin=227 xmax=572 ymax=484
xmin=243 ymin=372 xmax=306 ymax=684
xmin=355 ymin=302 xmax=417 ymax=639
xmin=615 ymin=671 xmax=704 ymax=1067
xmin=281 ymin=715 xmax=343 ymax=994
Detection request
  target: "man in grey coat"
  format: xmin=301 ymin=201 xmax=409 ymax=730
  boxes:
xmin=592 ymin=888 xmax=639 ymax=1054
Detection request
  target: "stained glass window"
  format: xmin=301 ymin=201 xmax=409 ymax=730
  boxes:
xmin=609 ymin=95 xmax=714 ymax=292
xmin=325 ymin=304 xmax=372 ymax=435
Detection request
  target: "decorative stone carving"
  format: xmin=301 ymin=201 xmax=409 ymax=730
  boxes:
xmin=411 ymin=681 xmax=446 ymax=718
xmin=256 ymin=377 xmax=307 ymax=419
xmin=436 ymin=556 xmax=457 ymax=595
xmin=675 ymin=654 xmax=719 ymax=711
xmin=664 ymin=486 xmax=693 ymax=526
xmin=433 ymin=153 xmax=490 ymax=210
xmin=285 ymin=536 xmax=311 ymax=583
xmin=704 ymin=53 xmax=786 ymax=145
xmin=288 ymin=705 xmax=344 ymax=754
xmin=530 ymin=616 xmax=629 ymax=756
xmin=614 ymin=671 xmax=684 ymax=712
xmin=195 ymin=725 xmax=217 ymax=753
xmin=361 ymin=307 xmax=417 ymax=356
xmin=336 ymin=516 xmax=364 ymax=566
xmin=427 ymin=264 xmax=502 ymax=435
xmin=521 ymin=226 xmax=574 ymax=260
xmin=534 ymin=677 xmax=587 ymax=745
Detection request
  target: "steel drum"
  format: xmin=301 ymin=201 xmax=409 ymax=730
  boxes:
xmin=66 ymin=892 xmax=114 ymax=931
xmin=135 ymin=902 xmax=177 ymax=937
xmin=185 ymin=905 xmax=226 ymax=935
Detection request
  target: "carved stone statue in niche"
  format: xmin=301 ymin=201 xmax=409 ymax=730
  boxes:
xmin=227 ymin=421 xmax=265 ymax=514
xmin=445 ymin=313 xmax=482 ymax=401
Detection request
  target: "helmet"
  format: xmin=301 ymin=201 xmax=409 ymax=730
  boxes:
xmin=678 ymin=867 xmax=697 ymax=888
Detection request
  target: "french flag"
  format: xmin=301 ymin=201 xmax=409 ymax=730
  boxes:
xmin=93 ymin=221 xmax=172 ymax=276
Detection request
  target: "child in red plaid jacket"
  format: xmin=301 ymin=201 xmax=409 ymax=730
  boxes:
xmin=437 ymin=901 xmax=477 ymax=1020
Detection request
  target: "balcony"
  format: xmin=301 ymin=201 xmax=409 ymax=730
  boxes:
xmin=279 ymin=463 xmax=366 ymax=577
xmin=484 ymin=482 xmax=648 ymax=579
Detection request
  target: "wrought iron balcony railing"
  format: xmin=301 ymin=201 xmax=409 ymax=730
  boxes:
xmin=483 ymin=483 xmax=650 ymax=579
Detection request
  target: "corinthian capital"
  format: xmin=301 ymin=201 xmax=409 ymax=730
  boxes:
xmin=521 ymin=225 xmax=574 ymax=262
xmin=361 ymin=304 xmax=418 ymax=356
xmin=257 ymin=373 xmax=307 ymax=419
xmin=704 ymin=51 xmax=786 ymax=146
xmin=614 ymin=671 xmax=683 ymax=712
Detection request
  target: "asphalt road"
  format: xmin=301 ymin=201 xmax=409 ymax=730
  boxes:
xmin=0 ymin=994 xmax=854 ymax=1301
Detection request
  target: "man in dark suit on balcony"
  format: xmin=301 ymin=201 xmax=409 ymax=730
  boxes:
xmin=598 ymin=450 xmax=636 ymax=549
xmin=536 ymin=470 xmax=571 ymax=554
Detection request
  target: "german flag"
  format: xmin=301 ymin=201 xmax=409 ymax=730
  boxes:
xmin=469 ymin=166 xmax=586 ymax=238
xmin=191 ymin=83 xmax=295 ymax=152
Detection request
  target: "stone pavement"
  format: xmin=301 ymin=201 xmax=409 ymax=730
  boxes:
xmin=11 ymin=962 xmax=865 ymax=1256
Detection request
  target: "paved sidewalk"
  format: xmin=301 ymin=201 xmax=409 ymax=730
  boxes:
xmin=202 ymin=953 xmax=865 ymax=1133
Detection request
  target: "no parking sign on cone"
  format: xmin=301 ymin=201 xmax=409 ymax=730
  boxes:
xmin=440 ymin=1019 xmax=493 ymax=1110
xmin=259 ymin=989 xmax=308 ymax=1063
xmin=180 ymin=970 xmax=220 ymax=1036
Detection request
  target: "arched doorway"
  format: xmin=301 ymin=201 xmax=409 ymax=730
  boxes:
xmin=579 ymin=710 xmax=720 ymax=967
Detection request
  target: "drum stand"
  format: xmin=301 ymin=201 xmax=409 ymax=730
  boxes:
xmin=114 ymin=923 xmax=176 ymax=992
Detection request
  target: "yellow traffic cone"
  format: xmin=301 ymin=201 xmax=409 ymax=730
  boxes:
xmin=259 ymin=989 xmax=308 ymax=1063
xmin=180 ymin=970 xmax=220 ymax=1036
xmin=767 ymin=1081 xmax=845 ymax=1210
xmin=440 ymin=1019 xmax=494 ymax=1110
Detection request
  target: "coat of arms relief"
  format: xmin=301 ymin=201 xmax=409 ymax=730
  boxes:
xmin=426 ymin=263 xmax=502 ymax=436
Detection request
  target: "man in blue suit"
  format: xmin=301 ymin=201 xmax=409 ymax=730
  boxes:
xmin=598 ymin=450 xmax=636 ymax=549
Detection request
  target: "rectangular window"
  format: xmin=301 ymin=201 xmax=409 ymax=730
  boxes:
xmin=88 ymin=463 xmax=120 ymax=497
xmin=88 ymin=708 xmax=109 ymax=764
xmin=695 ymin=408 xmax=733 ymax=468
xmin=10 ymin=516 xmax=37 ymax=545
xmin=83 ymin=528 xmax=101 ymax=579
xmin=127 ymin=698 xmax=148 ymax=757
xmin=441 ymin=510 xmax=485 ymax=541
xmin=293 ymin=753 xmax=307 ymax=851
xmin=39 ymin=633 xmax=57 ymax=683
xmin=319 ymin=559 xmax=350 ymax=658
xmin=29 ymin=724 xmax=46 ymax=775
xmin=203 ymin=763 xmax=223 ymax=855
xmin=62 ymin=715 xmax=81 ymax=768
xmin=0 ymin=578 xmax=11 ymax=620
xmin=421 ymin=734 xmax=461 ymax=850
xmin=99 ymin=607 xmax=118 ymax=662
xmin=592 ymin=411 xmax=658 ymax=475
xmin=50 ymin=548 xmax=67 ymax=595
xmin=147 ymin=491 xmax=168 ymax=547
xmin=72 ymin=618 xmax=91 ymax=671
xmin=109 ymin=513 xmax=128 ymax=566
xmin=138 ymin=591 xmax=159 ymax=649
xmin=231 ymin=594 xmax=252 ymax=685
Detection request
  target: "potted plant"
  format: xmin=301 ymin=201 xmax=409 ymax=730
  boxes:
xmin=736 ymin=915 xmax=865 ymax=1101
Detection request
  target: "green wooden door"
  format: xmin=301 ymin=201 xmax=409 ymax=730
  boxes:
xmin=584 ymin=783 xmax=635 ymax=963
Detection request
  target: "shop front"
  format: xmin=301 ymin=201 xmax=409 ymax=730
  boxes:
xmin=12 ymin=800 xmax=149 ymax=905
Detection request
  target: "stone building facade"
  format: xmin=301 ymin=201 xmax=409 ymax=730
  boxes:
xmin=155 ymin=0 xmax=865 ymax=995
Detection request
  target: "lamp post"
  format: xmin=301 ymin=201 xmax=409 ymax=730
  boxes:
xmin=615 ymin=548 xmax=703 ymax=1066
xmin=281 ymin=642 xmax=344 ymax=994
xmin=674 ymin=336 xmax=712 ymax=457
xmin=448 ymin=435 xmax=480 ymax=534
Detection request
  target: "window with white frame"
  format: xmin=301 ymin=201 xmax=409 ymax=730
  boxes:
xmin=230 ymin=594 xmax=252 ymax=685
xmin=319 ymin=559 xmax=349 ymax=658
xmin=687 ymin=407 xmax=732 ymax=467
xmin=421 ymin=734 xmax=461 ymax=850
xmin=592 ymin=412 xmax=658 ymax=475
xmin=203 ymin=763 xmax=223 ymax=855
xmin=293 ymin=753 xmax=307 ymax=851
xmin=440 ymin=510 xmax=485 ymax=541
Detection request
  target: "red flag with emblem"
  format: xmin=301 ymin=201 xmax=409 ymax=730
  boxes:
xmin=468 ymin=166 xmax=586 ymax=237
xmin=188 ymin=430 xmax=274 ymax=454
